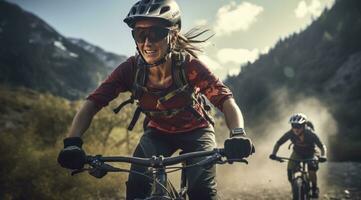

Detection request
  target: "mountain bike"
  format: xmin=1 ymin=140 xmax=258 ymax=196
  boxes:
xmin=71 ymin=148 xmax=248 ymax=200
xmin=272 ymin=156 xmax=319 ymax=200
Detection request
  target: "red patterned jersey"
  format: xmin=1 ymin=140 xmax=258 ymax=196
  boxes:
xmin=87 ymin=55 xmax=233 ymax=133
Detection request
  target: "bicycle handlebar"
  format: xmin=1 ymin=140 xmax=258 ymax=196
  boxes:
xmin=86 ymin=148 xmax=226 ymax=168
xmin=73 ymin=148 xmax=247 ymax=175
xmin=93 ymin=148 xmax=224 ymax=167
xmin=71 ymin=147 xmax=249 ymax=179
xmin=272 ymin=156 xmax=319 ymax=163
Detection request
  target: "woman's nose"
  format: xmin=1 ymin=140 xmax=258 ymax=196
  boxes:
xmin=144 ymin=37 xmax=152 ymax=46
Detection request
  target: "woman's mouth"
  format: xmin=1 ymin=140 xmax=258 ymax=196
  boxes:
xmin=144 ymin=50 xmax=157 ymax=56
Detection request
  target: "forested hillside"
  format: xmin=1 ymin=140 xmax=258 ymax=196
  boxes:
xmin=225 ymin=0 xmax=361 ymax=161
xmin=0 ymin=86 xmax=144 ymax=199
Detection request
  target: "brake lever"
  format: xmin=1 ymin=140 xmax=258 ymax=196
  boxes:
xmin=226 ymin=158 xmax=248 ymax=165
xmin=89 ymin=167 xmax=107 ymax=178
xmin=274 ymin=157 xmax=285 ymax=163
xmin=216 ymin=158 xmax=248 ymax=165
xmin=89 ymin=163 xmax=123 ymax=178
xmin=71 ymin=168 xmax=87 ymax=176
xmin=100 ymin=163 xmax=121 ymax=172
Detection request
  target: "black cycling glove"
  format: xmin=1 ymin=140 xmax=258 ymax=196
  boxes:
xmin=57 ymin=137 xmax=86 ymax=170
xmin=224 ymin=135 xmax=254 ymax=160
xmin=269 ymin=154 xmax=277 ymax=160
xmin=318 ymin=156 xmax=327 ymax=163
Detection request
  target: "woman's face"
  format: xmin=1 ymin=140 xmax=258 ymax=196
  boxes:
xmin=133 ymin=19 xmax=171 ymax=65
xmin=291 ymin=124 xmax=304 ymax=136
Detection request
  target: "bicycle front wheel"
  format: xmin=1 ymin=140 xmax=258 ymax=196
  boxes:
xmin=292 ymin=177 xmax=308 ymax=200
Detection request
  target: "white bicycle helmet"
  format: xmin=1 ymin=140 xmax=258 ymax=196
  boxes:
xmin=289 ymin=113 xmax=308 ymax=124
xmin=124 ymin=0 xmax=181 ymax=29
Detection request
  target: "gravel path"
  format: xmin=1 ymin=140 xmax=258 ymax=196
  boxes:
xmin=217 ymin=162 xmax=361 ymax=200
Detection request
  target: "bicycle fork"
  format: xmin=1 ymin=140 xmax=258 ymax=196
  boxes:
xmin=152 ymin=168 xmax=168 ymax=196
xmin=179 ymin=160 xmax=188 ymax=199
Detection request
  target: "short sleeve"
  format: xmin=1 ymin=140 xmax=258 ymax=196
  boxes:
xmin=86 ymin=57 xmax=135 ymax=108
xmin=186 ymin=58 xmax=233 ymax=111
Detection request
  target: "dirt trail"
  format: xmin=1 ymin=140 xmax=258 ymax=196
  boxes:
xmin=217 ymin=162 xmax=361 ymax=200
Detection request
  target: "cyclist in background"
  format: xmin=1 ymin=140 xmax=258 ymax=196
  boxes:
xmin=57 ymin=0 xmax=254 ymax=199
xmin=269 ymin=113 xmax=327 ymax=198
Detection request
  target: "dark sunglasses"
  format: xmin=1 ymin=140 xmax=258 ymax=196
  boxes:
xmin=291 ymin=124 xmax=304 ymax=129
xmin=132 ymin=26 xmax=170 ymax=43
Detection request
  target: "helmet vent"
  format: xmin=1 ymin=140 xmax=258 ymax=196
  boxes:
xmin=149 ymin=4 xmax=160 ymax=13
xmin=138 ymin=6 xmax=146 ymax=14
xmin=159 ymin=6 xmax=170 ymax=14
xmin=131 ymin=7 xmax=137 ymax=15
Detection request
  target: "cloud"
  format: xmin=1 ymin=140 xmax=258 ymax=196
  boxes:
xmin=295 ymin=1 xmax=308 ymax=18
xmin=194 ymin=19 xmax=208 ymax=26
xmin=261 ymin=46 xmax=270 ymax=55
xmin=199 ymin=46 xmax=268 ymax=78
xmin=214 ymin=1 xmax=263 ymax=36
xmin=216 ymin=48 xmax=259 ymax=65
xmin=228 ymin=67 xmax=241 ymax=76
xmin=198 ymin=55 xmax=222 ymax=71
xmin=294 ymin=0 xmax=333 ymax=18
xmin=325 ymin=0 xmax=335 ymax=9
xmin=308 ymin=0 xmax=322 ymax=16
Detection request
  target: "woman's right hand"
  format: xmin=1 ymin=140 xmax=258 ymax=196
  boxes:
xmin=318 ymin=156 xmax=327 ymax=163
xmin=57 ymin=137 xmax=86 ymax=170
xmin=224 ymin=136 xmax=254 ymax=159
xmin=269 ymin=154 xmax=277 ymax=160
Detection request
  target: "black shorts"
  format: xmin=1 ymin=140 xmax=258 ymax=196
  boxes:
xmin=126 ymin=126 xmax=218 ymax=200
xmin=287 ymin=151 xmax=319 ymax=171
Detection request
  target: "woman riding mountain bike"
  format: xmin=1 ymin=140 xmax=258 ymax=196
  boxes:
xmin=269 ymin=113 xmax=327 ymax=198
xmin=57 ymin=0 xmax=254 ymax=199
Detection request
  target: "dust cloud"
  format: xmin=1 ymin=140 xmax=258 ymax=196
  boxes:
xmin=216 ymin=88 xmax=337 ymax=199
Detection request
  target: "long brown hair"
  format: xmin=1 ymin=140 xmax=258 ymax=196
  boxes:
xmin=173 ymin=27 xmax=214 ymax=58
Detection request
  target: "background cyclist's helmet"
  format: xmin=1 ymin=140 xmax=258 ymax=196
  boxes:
xmin=124 ymin=0 xmax=181 ymax=29
xmin=289 ymin=113 xmax=308 ymax=124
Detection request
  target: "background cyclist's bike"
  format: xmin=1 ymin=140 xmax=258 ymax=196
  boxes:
xmin=272 ymin=156 xmax=320 ymax=200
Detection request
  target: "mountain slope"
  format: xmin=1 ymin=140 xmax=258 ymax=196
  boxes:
xmin=68 ymin=38 xmax=127 ymax=72
xmin=0 ymin=1 xmax=126 ymax=99
xmin=225 ymin=0 xmax=361 ymax=160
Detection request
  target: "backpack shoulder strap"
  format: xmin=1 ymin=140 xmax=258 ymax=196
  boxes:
xmin=132 ymin=55 xmax=148 ymax=99
xmin=113 ymin=55 xmax=148 ymax=114
xmin=172 ymin=52 xmax=188 ymax=88
xmin=125 ymin=55 xmax=150 ymax=130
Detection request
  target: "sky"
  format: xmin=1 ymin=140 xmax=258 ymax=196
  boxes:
xmin=7 ymin=0 xmax=335 ymax=80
